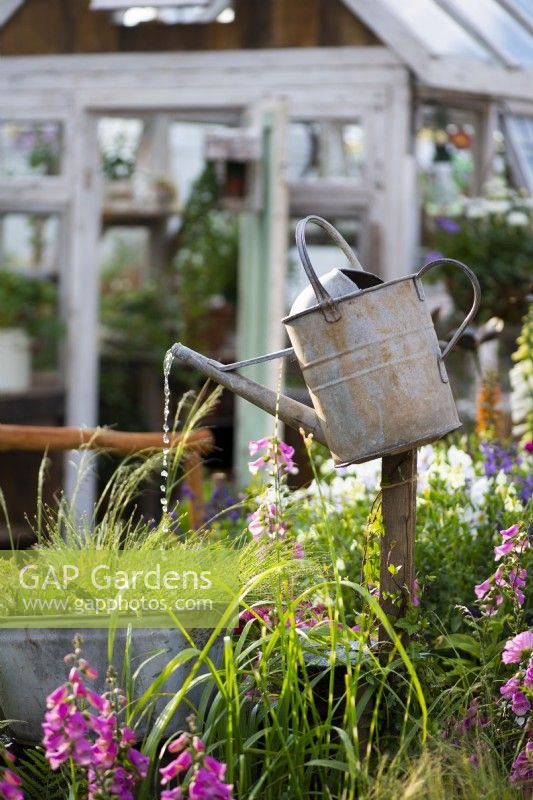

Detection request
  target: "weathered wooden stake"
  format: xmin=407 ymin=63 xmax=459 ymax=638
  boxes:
xmin=379 ymin=449 xmax=417 ymax=638
xmin=184 ymin=451 xmax=206 ymax=530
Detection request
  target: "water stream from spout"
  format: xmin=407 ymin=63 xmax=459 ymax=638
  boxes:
xmin=161 ymin=348 xmax=174 ymax=532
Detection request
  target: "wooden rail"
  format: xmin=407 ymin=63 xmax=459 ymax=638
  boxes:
xmin=0 ymin=424 xmax=214 ymax=529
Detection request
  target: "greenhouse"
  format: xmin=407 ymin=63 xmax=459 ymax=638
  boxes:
xmin=0 ymin=2 xmax=531 ymax=799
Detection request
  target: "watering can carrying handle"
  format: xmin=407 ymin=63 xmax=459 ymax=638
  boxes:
xmin=295 ymin=215 xmax=364 ymax=323
xmin=415 ymin=257 xmax=481 ymax=361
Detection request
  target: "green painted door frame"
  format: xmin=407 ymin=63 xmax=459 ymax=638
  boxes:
xmin=235 ymin=98 xmax=288 ymax=485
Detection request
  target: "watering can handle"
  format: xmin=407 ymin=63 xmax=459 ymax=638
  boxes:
xmin=295 ymin=215 xmax=364 ymax=323
xmin=415 ymin=257 xmax=481 ymax=361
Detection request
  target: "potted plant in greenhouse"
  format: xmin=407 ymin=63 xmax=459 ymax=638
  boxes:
xmin=0 ymin=270 xmax=63 ymax=392
xmin=427 ymin=177 xmax=533 ymax=326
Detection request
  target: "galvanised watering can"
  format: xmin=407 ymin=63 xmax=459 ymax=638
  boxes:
xmin=173 ymin=216 xmax=480 ymax=465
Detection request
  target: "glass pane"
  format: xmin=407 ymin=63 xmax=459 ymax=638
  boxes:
xmin=0 ymin=121 xmax=62 ymax=178
xmin=513 ymin=0 xmax=533 ymax=22
xmin=169 ymin=121 xmax=236 ymax=207
xmin=446 ymin=0 xmax=533 ymax=65
xmin=416 ymin=106 xmax=480 ymax=209
xmin=0 ymin=213 xmax=60 ymax=275
xmin=98 ymin=117 xmax=144 ymax=181
xmin=379 ymin=0 xmax=494 ymax=60
xmin=99 ymin=227 xmax=151 ymax=282
xmin=505 ymin=114 xmax=533 ymax=191
xmin=287 ymin=121 xmax=364 ymax=181
xmin=286 ymin=217 xmax=363 ymax=308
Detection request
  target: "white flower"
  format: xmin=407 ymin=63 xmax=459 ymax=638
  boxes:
xmin=418 ymin=444 xmax=436 ymax=473
xmin=320 ymin=458 xmax=336 ymax=476
xmin=486 ymin=199 xmax=511 ymax=214
xmin=495 ymin=469 xmax=508 ymax=489
xmin=503 ymin=483 xmax=522 ymax=513
xmin=447 ymin=445 xmax=475 ymax=482
xmin=466 ymin=200 xmax=488 ymax=219
xmin=350 ymin=459 xmax=381 ymax=491
xmin=483 ymin=176 xmax=510 ymax=199
xmin=507 ymin=210 xmax=529 ymax=227
xmin=470 ymin=475 xmax=491 ymax=508
xmin=462 ymin=506 xmax=487 ymax=534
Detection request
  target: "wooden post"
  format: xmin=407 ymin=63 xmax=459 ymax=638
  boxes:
xmin=184 ymin=451 xmax=206 ymax=531
xmin=379 ymin=449 xmax=417 ymax=636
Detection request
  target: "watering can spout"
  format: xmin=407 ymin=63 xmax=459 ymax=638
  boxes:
xmin=171 ymin=343 xmax=327 ymax=447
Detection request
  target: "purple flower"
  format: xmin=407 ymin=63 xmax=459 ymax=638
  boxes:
xmin=72 ymin=737 xmax=93 ymax=767
xmin=512 ymin=691 xmax=531 ymax=716
xmin=127 ymin=748 xmax=149 ymax=778
xmin=525 ymin=663 xmax=533 ymax=689
xmin=43 ymin=644 xmax=148 ymax=800
xmin=248 ymin=456 xmax=267 ymax=475
xmin=248 ymin=504 xmax=285 ymax=541
xmin=247 ymin=436 xmax=296 ymax=476
xmin=494 ymin=539 xmax=516 ymax=560
xmin=474 ymin=579 xmax=491 ymax=599
xmin=168 ymin=733 xmax=189 ymax=754
xmin=424 ymin=250 xmax=444 ymax=264
xmin=161 ymin=789 xmax=183 ymax=800
xmin=248 ymin=437 xmax=270 ymax=456
xmin=509 ymin=568 xmax=527 ymax=587
xmin=515 ymin=587 xmax=526 ymax=607
xmin=411 ymin=578 xmax=420 ymax=607
xmin=494 ymin=524 xmax=526 ymax=561
xmin=436 ymin=216 xmax=460 ymax=234
xmin=203 ymin=755 xmax=227 ymax=781
xmin=502 ymin=631 xmax=533 ymax=664
xmin=121 ymin=726 xmax=137 ymax=746
xmin=480 ymin=441 xmax=518 ymax=477
xmin=160 ymin=751 xmax=192 ymax=785
xmin=182 ymin=482 xmax=196 ymax=501
xmin=86 ymin=689 xmax=110 ymax=714
xmin=77 ymin=659 xmax=98 ymax=680
xmin=46 ymin=685 xmax=68 ymax=707
xmin=204 ymin=481 xmax=241 ymax=525
xmin=524 ymin=440 xmax=533 ymax=454
xmin=500 ymin=676 xmax=521 ymax=700
xmin=0 ymin=769 xmax=23 ymax=800
xmin=517 ymin=474 xmax=533 ymax=506
xmin=189 ymin=766 xmax=233 ymax=799
xmin=511 ymin=741 xmax=533 ymax=785
xmin=501 ymin=523 xmax=520 ymax=539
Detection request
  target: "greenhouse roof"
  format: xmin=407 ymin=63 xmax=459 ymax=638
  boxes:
xmin=342 ymin=0 xmax=533 ymax=101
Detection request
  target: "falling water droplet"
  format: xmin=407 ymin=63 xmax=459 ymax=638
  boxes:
xmin=161 ymin=348 xmax=174 ymax=531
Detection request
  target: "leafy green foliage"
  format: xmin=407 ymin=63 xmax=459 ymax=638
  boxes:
xmin=16 ymin=747 xmax=69 ymax=800
xmin=510 ymin=306 xmax=533 ymax=445
xmin=0 ymin=270 xmax=62 ymax=337
xmin=173 ymin=163 xmax=238 ymax=350
xmin=0 ymin=270 xmax=63 ymax=369
xmin=100 ymin=164 xmax=237 ymax=365
xmin=0 ymin=424 xmax=531 ymax=799
xmin=429 ymin=198 xmax=533 ymax=324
